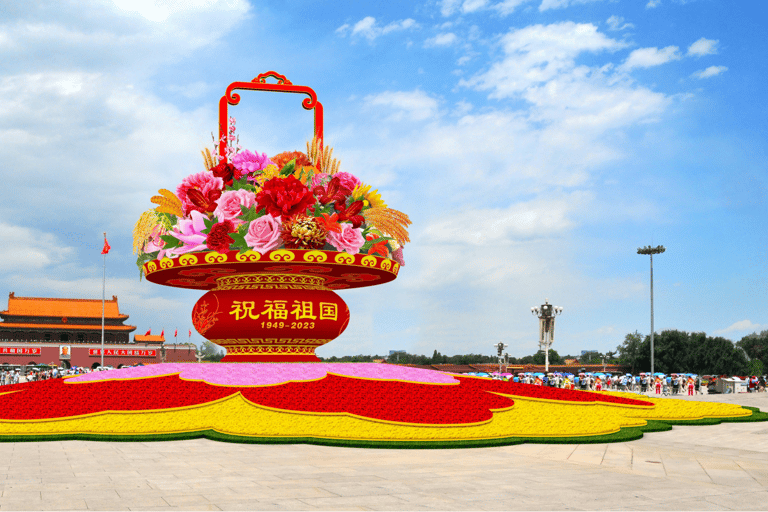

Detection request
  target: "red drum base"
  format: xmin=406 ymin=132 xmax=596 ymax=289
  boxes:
xmin=192 ymin=274 xmax=350 ymax=362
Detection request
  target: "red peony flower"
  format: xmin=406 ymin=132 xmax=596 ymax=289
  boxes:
xmin=256 ymin=176 xmax=315 ymax=220
xmin=210 ymin=162 xmax=237 ymax=186
xmin=206 ymin=219 xmax=235 ymax=253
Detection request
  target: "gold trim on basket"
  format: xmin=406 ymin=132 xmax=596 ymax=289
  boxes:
xmin=214 ymin=273 xmax=329 ymax=291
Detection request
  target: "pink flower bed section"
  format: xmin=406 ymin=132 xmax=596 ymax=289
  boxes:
xmin=66 ymin=363 xmax=460 ymax=387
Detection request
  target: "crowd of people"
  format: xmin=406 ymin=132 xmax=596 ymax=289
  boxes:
xmin=0 ymin=366 xmax=96 ymax=385
xmin=505 ymin=372 xmax=767 ymax=395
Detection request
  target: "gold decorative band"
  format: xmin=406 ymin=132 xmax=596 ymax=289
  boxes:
xmin=215 ymin=344 xmax=328 ymax=355
xmin=214 ymin=273 xmax=328 ymax=290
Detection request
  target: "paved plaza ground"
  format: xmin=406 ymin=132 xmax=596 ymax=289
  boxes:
xmin=0 ymin=392 xmax=766 ymax=511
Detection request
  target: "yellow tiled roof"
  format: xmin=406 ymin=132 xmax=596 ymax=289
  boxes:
xmin=1 ymin=293 xmax=127 ymax=319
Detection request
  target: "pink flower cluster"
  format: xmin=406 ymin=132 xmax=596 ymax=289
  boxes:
xmin=68 ymin=363 xmax=459 ymax=386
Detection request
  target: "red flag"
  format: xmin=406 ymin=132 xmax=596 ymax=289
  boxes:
xmin=145 ymin=329 xmax=151 ymax=336
xmin=189 ymin=329 xmax=192 ymax=337
xmin=161 ymin=329 xmax=164 ymax=337
xmin=101 ymin=233 xmax=111 ymax=255
xmin=174 ymin=329 xmax=178 ymax=338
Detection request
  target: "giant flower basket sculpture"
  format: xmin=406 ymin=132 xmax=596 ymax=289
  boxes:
xmin=134 ymin=72 xmax=410 ymax=362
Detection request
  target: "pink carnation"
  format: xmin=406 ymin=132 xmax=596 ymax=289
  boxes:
xmin=213 ymin=189 xmax=257 ymax=226
xmin=176 ymin=172 xmax=224 ymax=216
xmin=232 ymin=150 xmax=275 ymax=179
xmin=327 ymin=223 xmax=365 ymax=255
xmin=244 ymin=214 xmax=282 ymax=254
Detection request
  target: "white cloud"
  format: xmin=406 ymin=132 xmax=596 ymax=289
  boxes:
xmin=363 ymin=90 xmax=439 ymax=121
xmin=687 ymin=37 xmax=719 ymax=57
xmin=493 ymin=0 xmax=532 ymax=15
xmin=338 ymin=16 xmax=418 ymax=41
xmin=439 ymin=0 xmax=462 ymax=16
xmin=539 ymin=0 xmax=602 ymax=11
xmin=462 ymin=0 xmax=489 ymax=12
xmin=460 ymin=22 xmax=627 ymax=98
xmin=425 ymin=32 xmax=458 ymax=47
xmin=692 ymin=65 xmax=728 ymax=79
xmin=646 ymin=0 xmax=661 ymax=8
xmin=619 ymin=46 xmax=681 ymax=71
xmin=0 ymin=223 xmax=76 ymax=271
xmin=421 ymin=192 xmax=591 ymax=246
xmin=715 ymin=320 xmax=767 ymax=335
xmin=606 ymin=15 xmax=633 ymax=31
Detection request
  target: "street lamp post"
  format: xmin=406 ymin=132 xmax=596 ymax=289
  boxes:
xmin=494 ymin=342 xmax=508 ymax=379
xmin=637 ymin=245 xmax=665 ymax=377
xmin=531 ymin=299 xmax=563 ymax=372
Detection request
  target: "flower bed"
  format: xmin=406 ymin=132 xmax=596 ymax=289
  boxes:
xmin=0 ymin=364 xmax=763 ymax=447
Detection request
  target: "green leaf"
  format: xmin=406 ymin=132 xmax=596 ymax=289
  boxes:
xmin=231 ymin=177 xmax=259 ymax=193
xmin=229 ymin=231 xmax=249 ymax=251
xmin=201 ymin=216 xmax=215 ymax=235
xmin=156 ymin=212 xmax=177 ymax=228
xmin=278 ymin=159 xmax=296 ymax=176
xmin=159 ymin=234 xmax=183 ymax=250
xmin=238 ymin=204 xmax=264 ymax=223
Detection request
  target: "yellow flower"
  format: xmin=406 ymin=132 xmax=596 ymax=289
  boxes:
xmin=352 ymin=184 xmax=387 ymax=208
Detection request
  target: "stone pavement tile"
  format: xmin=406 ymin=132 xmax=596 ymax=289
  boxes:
xmin=567 ymin=444 xmax=607 ymax=465
xmin=317 ymin=483 xmax=411 ymax=497
xmin=41 ymin=489 xmax=120 ymax=502
xmin=215 ymin=486 xmax=338 ymax=500
xmin=298 ymin=494 xmax=408 ymax=510
xmin=161 ymin=494 xmax=213 ymax=507
xmin=660 ymin=457 xmax=712 ymax=482
xmin=214 ymin=499 xmax=321 ymax=511
xmin=0 ymin=491 xmax=41 ymax=501
xmin=0 ymin=499 xmax=86 ymax=512
xmin=704 ymin=468 xmax=765 ymax=488
xmin=129 ymin=503 xmax=221 ymax=512
xmin=704 ymin=490 xmax=768 ymax=509
xmin=601 ymin=444 xmax=633 ymax=468
xmin=650 ymin=498 xmax=726 ymax=510
xmin=738 ymin=467 xmax=768 ymax=486
xmin=83 ymin=498 xmax=132 ymax=511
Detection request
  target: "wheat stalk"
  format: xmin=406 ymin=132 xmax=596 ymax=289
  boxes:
xmin=363 ymin=207 xmax=411 ymax=245
xmin=151 ymin=189 xmax=183 ymax=217
xmin=201 ymin=148 xmax=216 ymax=171
xmin=133 ymin=210 xmax=159 ymax=255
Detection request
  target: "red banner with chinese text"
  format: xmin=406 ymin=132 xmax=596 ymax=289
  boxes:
xmin=88 ymin=349 xmax=157 ymax=357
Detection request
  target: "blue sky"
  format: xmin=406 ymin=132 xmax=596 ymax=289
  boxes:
xmin=1 ymin=0 xmax=766 ymax=359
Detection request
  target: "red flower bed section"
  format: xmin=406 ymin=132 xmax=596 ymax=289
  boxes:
xmin=0 ymin=374 xmax=651 ymax=425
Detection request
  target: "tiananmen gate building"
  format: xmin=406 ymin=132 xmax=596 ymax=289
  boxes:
xmin=0 ymin=292 xmax=197 ymax=369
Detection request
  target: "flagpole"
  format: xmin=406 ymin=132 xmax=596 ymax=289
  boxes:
xmin=101 ymin=232 xmax=106 ymax=368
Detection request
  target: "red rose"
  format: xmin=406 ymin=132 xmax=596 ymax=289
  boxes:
xmin=206 ymin=219 xmax=235 ymax=253
xmin=256 ymin=175 xmax=315 ymax=220
xmin=210 ymin=162 xmax=237 ymax=186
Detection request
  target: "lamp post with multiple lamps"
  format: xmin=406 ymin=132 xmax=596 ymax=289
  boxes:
xmin=637 ymin=244 xmax=665 ymax=377
xmin=494 ymin=342 xmax=508 ymax=379
xmin=531 ymin=300 xmax=563 ymax=372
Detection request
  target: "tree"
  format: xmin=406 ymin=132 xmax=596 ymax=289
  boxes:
xmin=652 ymin=329 xmax=693 ymax=374
xmin=737 ymin=330 xmax=768 ymax=372
xmin=616 ymin=331 xmax=646 ymax=374
xmin=532 ymin=349 xmax=563 ymax=365
xmin=199 ymin=340 xmax=224 ymax=362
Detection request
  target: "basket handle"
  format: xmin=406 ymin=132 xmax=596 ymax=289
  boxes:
xmin=218 ymin=71 xmax=324 ymax=162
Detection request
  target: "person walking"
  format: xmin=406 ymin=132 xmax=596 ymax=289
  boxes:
xmin=687 ymin=375 xmax=695 ymax=396
xmin=655 ymin=376 xmax=662 ymax=395
xmin=595 ymin=376 xmax=603 ymax=392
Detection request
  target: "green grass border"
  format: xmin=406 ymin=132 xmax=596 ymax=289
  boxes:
xmin=1 ymin=406 xmax=765 ymax=449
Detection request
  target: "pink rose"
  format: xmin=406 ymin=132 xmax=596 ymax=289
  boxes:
xmin=333 ymin=172 xmax=361 ymax=192
xmin=244 ymin=214 xmax=282 ymax=254
xmin=327 ymin=223 xmax=365 ymax=255
xmin=213 ymin=189 xmax=256 ymax=226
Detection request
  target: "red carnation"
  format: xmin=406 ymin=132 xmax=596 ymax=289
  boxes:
xmin=206 ymin=219 xmax=235 ymax=253
xmin=255 ymin=175 xmax=315 ymax=220
xmin=210 ymin=162 xmax=237 ymax=186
